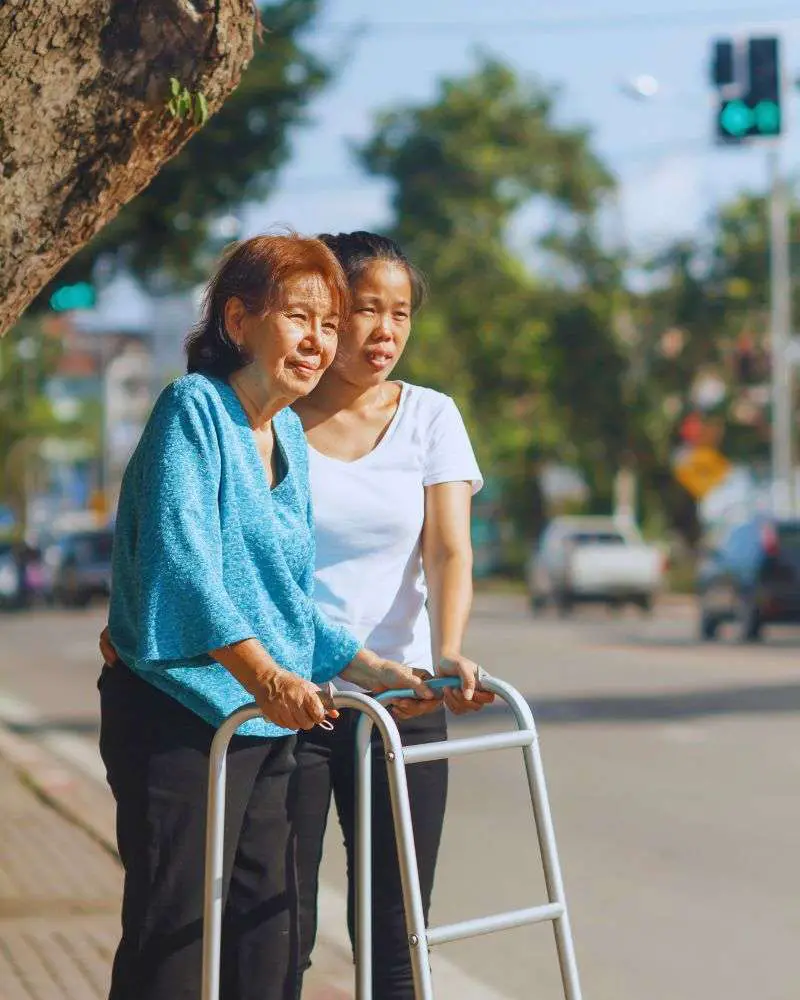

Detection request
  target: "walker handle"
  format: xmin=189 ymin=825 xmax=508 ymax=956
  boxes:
xmin=375 ymin=675 xmax=463 ymax=704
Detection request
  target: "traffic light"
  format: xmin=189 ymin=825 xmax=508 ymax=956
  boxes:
xmin=747 ymin=37 xmax=781 ymax=134
xmin=713 ymin=36 xmax=782 ymax=144
xmin=49 ymin=281 xmax=95 ymax=312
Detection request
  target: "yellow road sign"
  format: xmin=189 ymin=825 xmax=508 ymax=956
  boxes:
xmin=674 ymin=446 xmax=731 ymax=500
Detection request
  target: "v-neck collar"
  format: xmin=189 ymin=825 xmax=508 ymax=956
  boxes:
xmin=307 ymin=381 xmax=408 ymax=467
xmin=211 ymin=376 xmax=290 ymax=494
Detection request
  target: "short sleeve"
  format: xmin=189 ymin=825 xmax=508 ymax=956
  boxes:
xmin=423 ymin=395 xmax=483 ymax=495
xmin=134 ymin=386 xmax=254 ymax=665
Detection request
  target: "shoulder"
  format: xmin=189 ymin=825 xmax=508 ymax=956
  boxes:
xmin=149 ymin=373 xmax=222 ymax=422
xmin=144 ymin=374 xmax=225 ymax=455
xmin=160 ymin=372 xmax=224 ymax=412
xmin=399 ymin=382 xmax=458 ymax=422
xmin=399 ymin=382 xmax=467 ymax=434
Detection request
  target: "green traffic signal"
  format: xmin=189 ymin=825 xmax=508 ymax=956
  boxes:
xmin=719 ymin=98 xmax=781 ymax=139
xmin=719 ymin=100 xmax=752 ymax=137
xmin=49 ymin=282 xmax=95 ymax=312
xmin=753 ymin=99 xmax=780 ymax=134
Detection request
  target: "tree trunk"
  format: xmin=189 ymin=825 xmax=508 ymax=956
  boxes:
xmin=0 ymin=0 xmax=256 ymax=335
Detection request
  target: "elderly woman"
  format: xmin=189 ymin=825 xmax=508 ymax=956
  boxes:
xmin=98 ymin=235 xmax=429 ymax=1000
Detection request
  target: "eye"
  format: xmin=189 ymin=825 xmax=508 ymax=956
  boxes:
xmin=322 ymin=321 xmax=339 ymax=335
xmin=357 ymin=306 xmax=376 ymax=315
xmin=394 ymin=311 xmax=410 ymax=321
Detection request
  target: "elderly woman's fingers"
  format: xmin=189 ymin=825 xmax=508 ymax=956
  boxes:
xmin=255 ymin=673 xmax=327 ymax=731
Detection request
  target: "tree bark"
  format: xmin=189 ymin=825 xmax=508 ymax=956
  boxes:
xmin=0 ymin=0 xmax=256 ymax=335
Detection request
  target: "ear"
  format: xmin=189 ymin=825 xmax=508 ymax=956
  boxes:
xmin=223 ymin=297 xmax=247 ymax=348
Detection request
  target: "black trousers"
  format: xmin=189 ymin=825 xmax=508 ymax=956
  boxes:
xmin=292 ymin=707 xmax=448 ymax=1000
xmin=98 ymin=664 xmax=299 ymax=1000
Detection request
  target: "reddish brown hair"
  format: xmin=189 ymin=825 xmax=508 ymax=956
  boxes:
xmin=185 ymin=234 xmax=350 ymax=377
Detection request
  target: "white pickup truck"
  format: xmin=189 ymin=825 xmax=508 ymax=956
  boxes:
xmin=526 ymin=516 xmax=665 ymax=615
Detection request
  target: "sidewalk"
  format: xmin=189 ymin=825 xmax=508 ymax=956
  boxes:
xmin=0 ymin=741 xmax=118 ymax=999
xmin=0 ymin=724 xmax=354 ymax=1000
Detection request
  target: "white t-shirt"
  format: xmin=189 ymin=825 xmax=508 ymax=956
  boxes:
xmin=308 ymin=382 xmax=482 ymax=685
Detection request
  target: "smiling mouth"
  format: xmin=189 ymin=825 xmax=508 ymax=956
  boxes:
xmin=366 ymin=352 xmax=395 ymax=367
xmin=288 ymin=361 xmax=320 ymax=376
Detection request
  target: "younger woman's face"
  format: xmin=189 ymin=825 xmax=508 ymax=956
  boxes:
xmin=330 ymin=261 xmax=413 ymax=387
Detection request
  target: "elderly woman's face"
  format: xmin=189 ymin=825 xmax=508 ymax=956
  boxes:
xmin=228 ymin=273 xmax=340 ymax=400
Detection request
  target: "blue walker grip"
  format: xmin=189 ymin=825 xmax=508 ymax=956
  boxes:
xmin=375 ymin=675 xmax=462 ymax=703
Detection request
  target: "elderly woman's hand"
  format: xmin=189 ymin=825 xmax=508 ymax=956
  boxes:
xmin=252 ymin=669 xmax=333 ymax=731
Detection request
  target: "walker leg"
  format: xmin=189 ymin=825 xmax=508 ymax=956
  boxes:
xmin=352 ymin=700 xmax=434 ymax=1000
xmin=522 ymin=739 xmax=582 ymax=1000
xmin=484 ymin=673 xmax=583 ymax=1000
xmin=355 ymin=717 xmax=372 ymax=1000
xmin=201 ymin=724 xmax=232 ymax=1000
xmin=201 ymin=707 xmax=263 ymax=1000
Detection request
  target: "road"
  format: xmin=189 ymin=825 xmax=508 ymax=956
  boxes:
xmin=0 ymin=595 xmax=798 ymax=1000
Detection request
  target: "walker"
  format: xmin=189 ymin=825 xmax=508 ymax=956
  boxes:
xmin=201 ymin=670 xmax=583 ymax=1000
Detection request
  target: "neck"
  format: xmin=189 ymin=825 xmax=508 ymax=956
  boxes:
xmin=307 ymin=369 xmax=391 ymax=414
xmin=229 ymin=368 xmax=290 ymax=430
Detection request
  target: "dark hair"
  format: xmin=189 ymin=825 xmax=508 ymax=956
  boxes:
xmin=185 ymin=234 xmax=350 ymax=377
xmin=316 ymin=231 xmax=427 ymax=313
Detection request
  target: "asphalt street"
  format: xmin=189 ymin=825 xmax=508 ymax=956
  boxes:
xmin=0 ymin=594 xmax=798 ymax=999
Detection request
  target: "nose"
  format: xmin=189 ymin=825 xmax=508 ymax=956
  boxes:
xmin=373 ymin=311 xmax=392 ymax=340
xmin=299 ymin=318 xmax=324 ymax=353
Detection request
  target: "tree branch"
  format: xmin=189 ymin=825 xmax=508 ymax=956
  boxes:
xmin=0 ymin=0 xmax=256 ymax=335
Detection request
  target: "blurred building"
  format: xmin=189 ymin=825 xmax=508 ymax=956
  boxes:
xmin=37 ymin=273 xmax=200 ymax=526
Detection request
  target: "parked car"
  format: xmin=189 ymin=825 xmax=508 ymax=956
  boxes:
xmin=525 ymin=516 xmax=665 ymax=615
xmin=0 ymin=541 xmax=49 ymax=610
xmin=0 ymin=542 xmax=22 ymax=609
xmin=47 ymin=529 xmax=114 ymax=608
xmin=696 ymin=516 xmax=800 ymax=642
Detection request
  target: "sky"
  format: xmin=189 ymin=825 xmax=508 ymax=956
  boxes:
xmin=243 ymin=0 xmax=800 ymax=255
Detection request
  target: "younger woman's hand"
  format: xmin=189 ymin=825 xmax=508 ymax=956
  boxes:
xmin=99 ymin=625 xmax=119 ymax=666
xmin=437 ymin=655 xmax=495 ymax=715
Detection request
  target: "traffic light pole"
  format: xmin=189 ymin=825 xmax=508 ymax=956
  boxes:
xmin=767 ymin=143 xmax=796 ymax=516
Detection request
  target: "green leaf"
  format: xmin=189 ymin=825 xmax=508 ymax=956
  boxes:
xmin=194 ymin=92 xmax=209 ymax=127
xmin=170 ymin=76 xmax=181 ymax=97
xmin=177 ymin=90 xmax=192 ymax=119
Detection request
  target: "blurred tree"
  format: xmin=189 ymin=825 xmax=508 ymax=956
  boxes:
xmin=0 ymin=0 xmax=259 ymax=334
xmin=358 ymin=57 xmax=615 ymax=547
xmin=358 ymin=57 xmax=798 ymax=548
xmin=39 ymin=1 xmax=331 ymax=294
xmin=0 ymin=321 xmax=97 ymax=533
xmin=642 ymin=187 xmax=800 ymax=471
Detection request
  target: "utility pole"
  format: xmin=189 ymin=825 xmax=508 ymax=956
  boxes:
xmin=767 ymin=145 xmax=795 ymax=515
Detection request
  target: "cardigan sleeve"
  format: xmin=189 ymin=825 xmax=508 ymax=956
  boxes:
xmin=133 ymin=385 xmax=254 ymax=666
